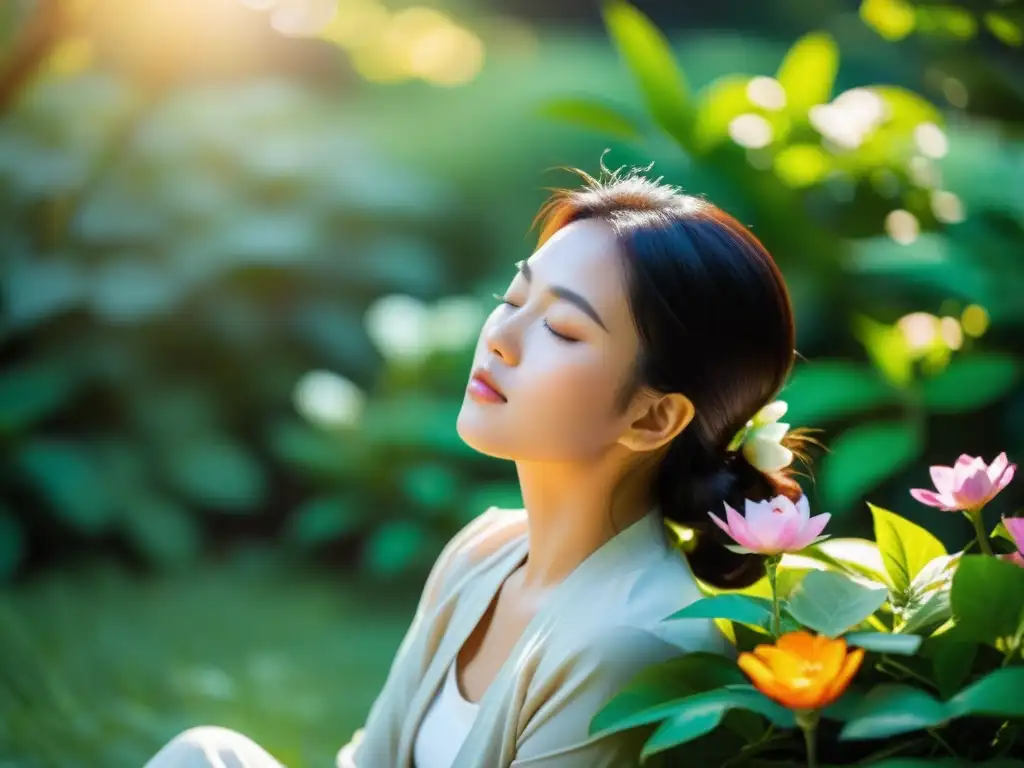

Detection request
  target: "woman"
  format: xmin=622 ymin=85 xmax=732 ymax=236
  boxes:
xmin=144 ymin=163 xmax=811 ymax=767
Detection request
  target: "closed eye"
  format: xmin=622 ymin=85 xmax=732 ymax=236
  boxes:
xmin=492 ymin=293 xmax=580 ymax=343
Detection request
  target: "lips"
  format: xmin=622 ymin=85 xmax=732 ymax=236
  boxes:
xmin=469 ymin=369 xmax=506 ymax=402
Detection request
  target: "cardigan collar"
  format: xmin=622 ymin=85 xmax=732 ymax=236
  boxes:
xmin=398 ymin=504 xmax=671 ymax=766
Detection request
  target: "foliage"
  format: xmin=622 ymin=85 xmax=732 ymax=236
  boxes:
xmin=0 ymin=68 xmax=517 ymax=581
xmin=541 ymin=0 xmax=1024 ymax=527
xmin=593 ymin=497 xmax=1024 ymax=765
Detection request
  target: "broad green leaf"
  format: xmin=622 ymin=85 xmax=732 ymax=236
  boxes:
xmin=920 ymin=354 xmax=1021 ymax=413
xmin=775 ymin=32 xmax=838 ymax=115
xmin=639 ymin=686 xmax=794 ymax=758
xmin=844 ymin=631 xmax=922 ymax=655
xmin=161 ymin=435 xmax=267 ymax=512
xmin=950 ymin=555 xmax=1024 ymax=646
xmin=285 ymin=495 xmax=361 ymax=548
xmin=822 ymin=423 xmax=923 ymax=513
xmin=796 ymin=539 xmax=888 ymax=584
xmin=16 ymin=439 xmax=115 ymax=534
xmin=535 ymin=97 xmax=645 ymax=140
xmin=690 ymin=75 xmax=752 ymax=153
xmin=121 ymin=493 xmax=203 ymax=568
xmin=787 ymin=571 xmax=889 ymax=637
xmin=602 ymin=0 xmax=692 ymax=148
xmin=948 ymin=667 xmax=1024 ymax=719
xmin=591 ymin=653 xmax=748 ymax=735
xmin=773 ymin=144 xmax=832 ymax=188
xmin=860 ymin=0 xmax=916 ymax=42
xmin=0 ymin=362 xmax=79 ymax=434
xmin=665 ymin=595 xmax=774 ymax=631
xmin=852 ymin=314 xmax=913 ymax=388
xmin=899 ymin=588 xmax=952 ymax=635
xmin=362 ymin=519 xmax=431 ymax=578
xmin=780 ymin=360 xmax=898 ymax=425
xmin=839 ymin=684 xmax=948 ymax=740
xmin=923 ymin=628 xmax=977 ymax=699
xmin=869 ymin=504 xmax=947 ymax=596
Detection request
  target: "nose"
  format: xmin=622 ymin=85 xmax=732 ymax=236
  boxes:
xmin=484 ymin=314 xmax=521 ymax=367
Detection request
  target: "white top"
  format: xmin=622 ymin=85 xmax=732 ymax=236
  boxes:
xmin=413 ymin=659 xmax=480 ymax=768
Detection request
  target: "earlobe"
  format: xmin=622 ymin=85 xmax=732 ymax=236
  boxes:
xmin=618 ymin=392 xmax=695 ymax=453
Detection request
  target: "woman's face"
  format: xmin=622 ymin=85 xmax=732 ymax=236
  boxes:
xmin=457 ymin=218 xmax=646 ymax=462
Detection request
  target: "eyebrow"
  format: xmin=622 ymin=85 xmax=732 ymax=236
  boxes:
xmin=516 ymin=260 xmax=609 ymax=333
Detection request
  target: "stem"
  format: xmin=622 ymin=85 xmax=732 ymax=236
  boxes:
xmin=927 ymin=727 xmax=957 ymax=757
xmin=797 ymin=711 xmax=819 ymax=768
xmin=766 ymin=555 xmax=782 ymax=638
xmin=966 ymin=508 xmax=994 ymax=556
xmin=878 ymin=657 xmax=939 ymax=691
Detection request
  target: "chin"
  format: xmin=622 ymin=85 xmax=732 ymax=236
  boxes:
xmin=455 ymin=399 xmax=519 ymax=460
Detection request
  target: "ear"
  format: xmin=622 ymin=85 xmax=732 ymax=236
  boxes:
xmin=618 ymin=391 xmax=695 ymax=453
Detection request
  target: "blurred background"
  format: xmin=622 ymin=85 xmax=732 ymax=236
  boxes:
xmin=0 ymin=0 xmax=1022 ymax=764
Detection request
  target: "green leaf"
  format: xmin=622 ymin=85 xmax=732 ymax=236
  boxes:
xmin=775 ymin=32 xmax=838 ymax=116
xmin=993 ymin=519 xmax=1014 ymax=544
xmin=361 ymin=519 xmax=431 ymax=578
xmin=844 ymin=631 xmax=922 ymax=656
xmin=787 ymin=571 xmax=889 ymax=637
xmin=16 ymin=439 xmax=115 ymax=534
xmin=923 ymin=628 xmax=977 ymax=699
xmin=161 ymin=434 xmax=267 ymax=512
xmin=691 ymin=75 xmax=752 ymax=153
xmin=0 ymin=362 xmax=78 ymax=434
xmin=948 ymin=667 xmax=1024 ymax=719
xmin=869 ymin=504 xmax=947 ymax=596
xmin=665 ymin=595 xmax=774 ymax=631
xmin=591 ymin=652 xmax=748 ymax=735
xmin=852 ymin=314 xmax=913 ymax=389
xmin=839 ymin=684 xmax=948 ymax=740
xmin=535 ymin=97 xmax=645 ymax=140
xmin=639 ymin=686 xmax=794 ymax=758
xmin=780 ymin=360 xmax=899 ymax=425
xmin=921 ymin=354 xmax=1021 ymax=413
xmin=285 ymin=495 xmax=361 ymax=548
xmin=121 ymin=493 xmax=203 ymax=568
xmin=821 ymin=422 xmax=922 ymax=513
xmin=950 ymin=555 xmax=1024 ymax=646
xmin=772 ymin=144 xmax=832 ymax=188
xmin=601 ymin=0 xmax=692 ymax=148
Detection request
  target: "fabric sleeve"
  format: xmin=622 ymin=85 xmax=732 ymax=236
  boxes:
xmin=511 ymin=626 xmax=681 ymax=768
xmin=336 ymin=506 xmax=504 ymax=768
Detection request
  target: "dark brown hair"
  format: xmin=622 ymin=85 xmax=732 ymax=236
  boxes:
xmin=531 ymin=162 xmax=816 ymax=589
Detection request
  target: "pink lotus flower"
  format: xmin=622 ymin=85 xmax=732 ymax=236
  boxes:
xmin=1001 ymin=517 xmax=1024 ymax=568
xmin=911 ymin=453 xmax=1016 ymax=512
xmin=709 ymin=494 xmax=831 ymax=556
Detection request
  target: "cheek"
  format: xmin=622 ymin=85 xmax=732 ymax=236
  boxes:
xmin=459 ymin=345 xmax=628 ymax=462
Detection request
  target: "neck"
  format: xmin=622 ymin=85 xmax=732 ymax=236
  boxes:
xmin=511 ymin=453 xmax=656 ymax=593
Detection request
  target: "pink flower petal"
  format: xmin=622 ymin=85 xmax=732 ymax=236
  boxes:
xmin=929 ymin=465 xmax=955 ymax=496
xmin=708 ymin=510 xmax=732 ymax=536
xmin=795 ymin=494 xmax=810 ymax=524
xmin=1004 ymin=517 xmax=1024 ymax=551
xmin=743 ymin=498 xmax=779 ymax=533
xmin=955 ymin=470 xmax=993 ymax=509
xmin=793 ymin=513 xmax=832 ymax=550
xmin=953 ymin=455 xmax=985 ymax=493
xmin=725 ymin=503 xmax=764 ymax=551
xmin=995 ymin=463 xmax=1016 ymax=493
xmin=764 ymin=514 xmax=804 ymax=554
xmin=987 ymin=453 xmax=1009 ymax=485
xmin=911 ymin=488 xmax=960 ymax=511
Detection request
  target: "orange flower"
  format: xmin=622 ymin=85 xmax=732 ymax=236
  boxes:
xmin=738 ymin=630 xmax=864 ymax=711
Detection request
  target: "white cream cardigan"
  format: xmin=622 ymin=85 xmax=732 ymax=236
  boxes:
xmin=336 ymin=505 xmax=732 ymax=768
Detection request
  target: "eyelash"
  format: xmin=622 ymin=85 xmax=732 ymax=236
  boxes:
xmin=492 ymin=293 xmax=578 ymax=343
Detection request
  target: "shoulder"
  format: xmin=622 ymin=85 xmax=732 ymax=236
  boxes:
xmin=426 ymin=506 xmax=527 ymax=607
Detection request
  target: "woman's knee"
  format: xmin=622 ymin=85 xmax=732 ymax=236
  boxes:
xmin=144 ymin=725 xmax=284 ymax=768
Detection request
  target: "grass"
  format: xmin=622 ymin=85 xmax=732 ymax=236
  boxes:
xmin=0 ymin=558 xmax=420 ymax=767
